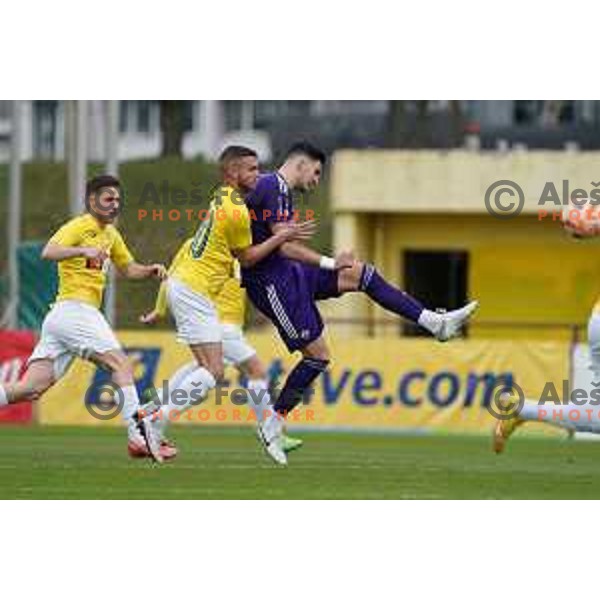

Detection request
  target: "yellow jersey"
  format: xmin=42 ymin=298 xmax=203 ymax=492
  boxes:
xmin=170 ymin=185 xmax=252 ymax=302
xmin=155 ymin=237 xmax=247 ymax=326
xmin=48 ymin=213 xmax=134 ymax=309
xmin=216 ymin=275 xmax=246 ymax=326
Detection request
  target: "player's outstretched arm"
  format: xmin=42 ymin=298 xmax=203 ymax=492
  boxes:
xmin=119 ymin=262 xmax=167 ymax=280
xmin=270 ymin=219 xmax=336 ymax=267
xmin=274 ymin=225 xmax=355 ymax=271
xmin=277 ymin=239 xmax=322 ymax=266
xmin=233 ymin=220 xmax=315 ymax=267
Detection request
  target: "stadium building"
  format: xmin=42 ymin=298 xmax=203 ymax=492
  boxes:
xmin=329 ymin=149 xmax=600 ymax=341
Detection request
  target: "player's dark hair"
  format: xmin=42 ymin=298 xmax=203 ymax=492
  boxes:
xmin=285 ymin=141 xmax=327 ymax=165
xmin=218 ymin=145 xmax=258 ymax=167
xmin=85 ymin=174 xmax=120 ymax=199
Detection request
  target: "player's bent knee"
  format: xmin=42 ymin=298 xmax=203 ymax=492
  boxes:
xmin=338 ymin=261 xmax=364 ymax=292
xmin=210 ymin=367 xmax=225 ymax=382
xmin=96 ymin=351 xmax=134 ymax=385
xmin=18 ymin=374 xmax=53 ymax=402
xmin=303 ymin=346 xmax=331 ymax=363
xmin=202 ymin=360 xmax=224 ymax=382
xmin=28 ymin=379 xmax=53 ymax=401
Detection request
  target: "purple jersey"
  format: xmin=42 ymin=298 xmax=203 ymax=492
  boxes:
xmin=241 ymin=172 xmax=341 ymax=351
xmin=241 ymin=172 xmax=295 ymax=282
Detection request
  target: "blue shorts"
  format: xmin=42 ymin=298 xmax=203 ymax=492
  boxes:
xmin=244 ymin=263 xmax=341 ymax=352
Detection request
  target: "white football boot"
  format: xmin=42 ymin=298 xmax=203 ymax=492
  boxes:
xmin=433 ymin=301 xmax=479 ymax=342
xmin=257 ymin=413 xmax=288 ymax=466
xmin=135 ymin=412 xmax=164 ymax=464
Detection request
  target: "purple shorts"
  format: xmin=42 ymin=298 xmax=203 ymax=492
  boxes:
xmin=244 ymin=263 xmax=341 ymax=352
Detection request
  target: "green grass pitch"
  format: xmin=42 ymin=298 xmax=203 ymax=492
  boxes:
xmin=0 ymin=425 xmax=598 ymax=499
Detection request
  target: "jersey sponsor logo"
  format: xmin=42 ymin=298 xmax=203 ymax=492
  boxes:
xmin=86 ymin=256 xmax=107 ymax=270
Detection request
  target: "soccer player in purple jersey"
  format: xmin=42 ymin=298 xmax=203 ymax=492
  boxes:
xmin=242 ymin=142 xmax=478 ymax=465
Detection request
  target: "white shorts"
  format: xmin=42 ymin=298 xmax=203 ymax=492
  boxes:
xmin=222 ymin=324 xmax=256 ymax=366
xmin=167 ymin=278 xmax=222 ymax=345
xmin=28 ymin=300 xmax=121 ymax=380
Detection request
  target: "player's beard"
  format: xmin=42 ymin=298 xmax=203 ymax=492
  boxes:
xmin=97 ymin=211 xmax=118 ymax=224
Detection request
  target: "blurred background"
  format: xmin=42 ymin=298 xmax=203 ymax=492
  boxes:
xmin=1 ymin=100 xmax=599 ymax=432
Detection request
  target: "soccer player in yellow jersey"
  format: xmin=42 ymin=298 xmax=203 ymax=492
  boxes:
xmin=0 ymin=175 xmax=167 ymax=458
xmin=140 ymin=242 xmax=304 ymax=453
xmin=138 ymin=146 xmax=313 ymax=460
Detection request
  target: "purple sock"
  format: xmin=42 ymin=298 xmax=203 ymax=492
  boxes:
xmin=360 ymin=264 xmax=424 ymax=323
xmin=274 ymin=357 xmax=329 ymax=415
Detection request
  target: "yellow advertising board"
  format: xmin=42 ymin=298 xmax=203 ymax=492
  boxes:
xmin=39 ymin=331 xmax=569 ymax=433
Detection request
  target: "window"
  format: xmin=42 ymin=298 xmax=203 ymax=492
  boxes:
xmin=119 ymin=100 xmax=130 ymax=132
xmin=286 ymin=101 xmax=311 ymax=117
xmin=514 ymin=100 xmax=576 ymax=126
xmin=33 ymin=100 xmax=58 ymax=159
xmin=120 ymin=100 xmax=159 ymax=133
xmin=137 ymin=100 xmax=152 ymax=132
xmin=223 ymin=101 xmax=242 ymax=131
xmin=514 ymin=100 xmax=542 ymax=124
xmin=402 ymin=250 xmax=469 ymax=337
xmin=0 ymin=101 xmax=11 ymax=120
xmin=183 ymin=101 xmax=195 ymax=132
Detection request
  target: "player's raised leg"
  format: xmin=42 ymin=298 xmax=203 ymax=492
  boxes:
xmin=0 ymin=359 xmax=56 ymax=406
xmin=0 ymin=296 xmax=159 ymax=459
xmin=492 ymin=396 xmax=582 ymax=453
xmin=337 ymin=259 xmax=478 ymax=341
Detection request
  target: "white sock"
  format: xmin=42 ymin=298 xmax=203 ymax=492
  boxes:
xmin=246 ymin=378 xmax=272 ymax=422
xmin=519 ymin=402 xmax=542 ymax=421
xmin=417 ymin=309 xmax=442 ymax=335
xmin=0 ymin=385 xmax=8 ymax=406
xmin=158 ymin=367 xmax=216 ymax=432
xmin=121 ymin=384 xmax=141 ymax=421
xmin=263 ymin=410 xmax=284 ymax=441
xmin=157 ymin=361 xmax=197 ymax=403
xmin=588 ymin=312 xmax=600 ymax=375
xmin=518 ymin=400 xmax=600 ymax=433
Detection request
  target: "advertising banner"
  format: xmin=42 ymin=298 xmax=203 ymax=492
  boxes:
xmin=0 ymin=330 xmax=35 ymax=423
xmin=39 ymin=331 xmax=568 ymax=433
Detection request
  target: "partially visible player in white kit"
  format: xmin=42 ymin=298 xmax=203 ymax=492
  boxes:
xmin=494 ymin=200 xmax=600 ymax=451
xmin=0 ymin=175 xmax=167 ymax=458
